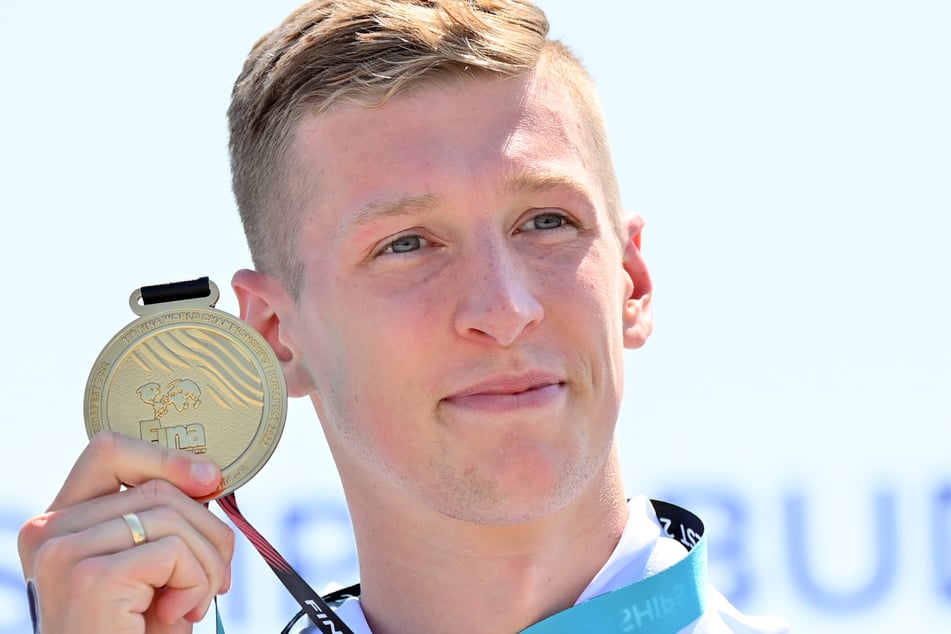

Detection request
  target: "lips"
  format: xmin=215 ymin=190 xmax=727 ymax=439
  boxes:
xmin=442 ymin=373 xmax=565 ymax=413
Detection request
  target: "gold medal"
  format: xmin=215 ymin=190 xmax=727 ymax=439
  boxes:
xmin=83 ymin=277 xmax=287 ymax=499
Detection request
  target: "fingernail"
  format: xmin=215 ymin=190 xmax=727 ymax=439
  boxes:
xmin=191 ymin=460 xmax=219 ymax=486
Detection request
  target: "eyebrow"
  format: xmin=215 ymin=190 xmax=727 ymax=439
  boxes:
xmin=344 ymin=193 xmax=440 ymax=232
xmin=501 ymin=168 xmax=594 ymax=201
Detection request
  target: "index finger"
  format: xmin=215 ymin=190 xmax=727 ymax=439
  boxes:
xmin=49 ymin=431 xmax=222 ymax=511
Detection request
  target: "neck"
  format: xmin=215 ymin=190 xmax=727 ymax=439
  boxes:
xmin=341 ymin=448 xmax=628 ymax=634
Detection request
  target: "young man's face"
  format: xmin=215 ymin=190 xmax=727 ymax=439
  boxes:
xmin=268 ymin=69 xmax=651 ymax=524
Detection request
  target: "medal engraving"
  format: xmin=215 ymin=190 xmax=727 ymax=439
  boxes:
xmin=83 ymin=279 xmax=287 ymax=499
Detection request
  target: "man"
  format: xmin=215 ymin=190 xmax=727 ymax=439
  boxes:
xmin=19 ymin=1 xmax=789 ymax=632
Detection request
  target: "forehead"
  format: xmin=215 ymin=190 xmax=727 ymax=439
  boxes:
xmin=286 ymin=71 xmax=602 ymax=227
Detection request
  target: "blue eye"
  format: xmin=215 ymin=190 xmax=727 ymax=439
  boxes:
xmin=383 ymin=234 xmax=425 ymax=254
xmin=533 ymin=213 xmax=565 ymax=230
xmin=520 ymin=212 xmax=568 ymax=231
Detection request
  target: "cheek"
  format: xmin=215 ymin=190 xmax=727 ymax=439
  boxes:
xmin=559 ymin=250 xmax=628 ymax=402
xmin=560 ymin=249 xmax=625 ymax=337
xmin=300 ymin=288 xmax=439 ymax=434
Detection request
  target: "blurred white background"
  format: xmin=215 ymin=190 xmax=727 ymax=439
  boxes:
xmin=1 ymin=1 xmax=948 ymax=632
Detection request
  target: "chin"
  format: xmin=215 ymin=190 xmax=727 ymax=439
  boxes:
xmin=432 ymin=452 xmax=593 ymax=526
xmin=440 ymin=496 xmax=569 ymax=527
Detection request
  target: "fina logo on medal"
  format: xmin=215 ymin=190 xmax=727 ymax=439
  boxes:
xmin=136 ymin=378 xmax=207 ymax=454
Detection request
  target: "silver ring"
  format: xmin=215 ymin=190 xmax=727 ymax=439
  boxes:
xmin=121 ymin=512 xmax=147 ymax=546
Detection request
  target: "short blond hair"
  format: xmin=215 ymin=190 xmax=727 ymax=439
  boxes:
xmin=228 ymin=0 xmax=620 ymax=294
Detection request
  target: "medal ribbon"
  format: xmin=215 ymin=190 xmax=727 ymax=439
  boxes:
xmin=216 ymin=493 xmax=356 ymax=634
xmin=519 ymin=500 xmax=709 ymax=634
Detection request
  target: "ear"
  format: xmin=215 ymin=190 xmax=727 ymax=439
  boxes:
xmin=231 ymin=269 xmax=315 ymax=397
xmin=621 ymin=214 xmax=654 ymax=349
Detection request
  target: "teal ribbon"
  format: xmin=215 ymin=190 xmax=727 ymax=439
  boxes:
xmin=519 ymin=532 xmax=709 ymax=633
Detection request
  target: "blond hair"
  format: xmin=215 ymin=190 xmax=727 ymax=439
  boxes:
xmin=228 ymin=0 xmax=620 ymax=293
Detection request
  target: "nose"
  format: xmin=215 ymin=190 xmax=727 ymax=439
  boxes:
xmin=452 ymin=239 xmax=544 ymax=346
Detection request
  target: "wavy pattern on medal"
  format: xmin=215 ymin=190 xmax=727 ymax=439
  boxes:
xmin=164 ymin=330 xmax=265 ymax=410
xmin=129 ymin=330 xmax=264 ymax=411
xmin=174 ymin=329 xmax=265 ymax=410
xmin=130 ymin=339 xmax=180 ymax=374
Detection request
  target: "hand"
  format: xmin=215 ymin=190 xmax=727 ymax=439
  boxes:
xmin=18 ymin=431 xmax=235 ymax=633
